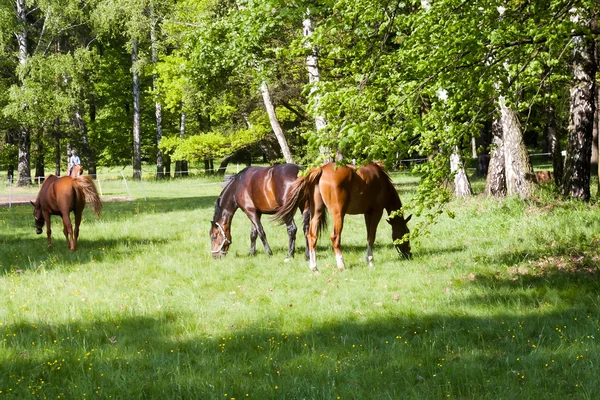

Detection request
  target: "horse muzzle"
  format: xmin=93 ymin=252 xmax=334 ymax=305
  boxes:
xmin=395 ymin=245 xmax=412 ymax=259
xmin=211 ymin=251 xmax=227 ymax=259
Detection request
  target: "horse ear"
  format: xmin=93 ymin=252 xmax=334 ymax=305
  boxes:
xmin=405 ymin=214 xmax=412 ymax=223
xmin=30 ymin=200 xmax=35 ymax=207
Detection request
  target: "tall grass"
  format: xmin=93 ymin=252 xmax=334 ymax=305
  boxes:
xmin=1 ymin=174 xmax=600 ymax=399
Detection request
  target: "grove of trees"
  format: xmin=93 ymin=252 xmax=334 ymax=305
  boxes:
xmin=2 ymin=0 xmax=600 ymax=211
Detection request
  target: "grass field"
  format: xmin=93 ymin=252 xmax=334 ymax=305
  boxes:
xmin=1 ymin=172 xmax=600 ymax=399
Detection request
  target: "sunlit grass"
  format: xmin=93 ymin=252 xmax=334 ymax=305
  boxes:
xmin=1 ymin=173 xmax=600 ymax=398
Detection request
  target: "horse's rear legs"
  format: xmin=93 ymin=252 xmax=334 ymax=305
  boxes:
xmin=284 ymin=218 xmax=297 ymax=262
xmin=61 ymin=214 xmax=75 ymax=251
xmin=330 ymin=213 xmax=345 ymax=271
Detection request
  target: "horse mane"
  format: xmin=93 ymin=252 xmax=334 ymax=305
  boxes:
xmin=369 ymin=162 xmax=402 ymax=211
xmin=212 ymin=170 xmax=242 ymax=222
xmin=35 ymin=175 xmax=58 ymax=203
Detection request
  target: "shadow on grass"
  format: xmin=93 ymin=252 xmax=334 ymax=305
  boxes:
xmin=2 ymin=306 xmax=598 ymax=399
xmin=0 ymin=235 xmax=171 ymax=274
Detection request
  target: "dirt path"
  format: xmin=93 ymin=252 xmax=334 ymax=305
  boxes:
xmin=0 ymin=194 xmax=133 ymax=207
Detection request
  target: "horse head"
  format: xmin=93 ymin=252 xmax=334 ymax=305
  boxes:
xmin=210 ymin=221 xmax=231 ymax=258
xmin=70 ymin=164 xmax=83 ymax=178
xmin=30 ymin=200 xmax=44 ymax=234
xmin=388 ymin=214 xmax=412 ymax=258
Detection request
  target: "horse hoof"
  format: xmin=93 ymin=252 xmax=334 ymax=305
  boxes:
xmin=337 ymin=266 xmax=345 ymax=271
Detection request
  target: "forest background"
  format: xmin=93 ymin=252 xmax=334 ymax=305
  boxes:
xmin=2 ymin=0 xmax=600 ymax=222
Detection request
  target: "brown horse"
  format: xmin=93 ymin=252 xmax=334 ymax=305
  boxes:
xmin=31 ymin=172 xmax=102 ymax=251
xmin=274 ymin=162 xmax=411 ymax=272
xmin=210 ymin=164 xmax=309 ymax=260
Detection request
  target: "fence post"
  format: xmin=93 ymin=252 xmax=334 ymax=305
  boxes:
xmin=96 ymin=175 xmax=103 ymax=197
xmin=8 ymin=175 xmax=12 ymax=208
xmin=120 ymin=171 xmax=131 ymax=199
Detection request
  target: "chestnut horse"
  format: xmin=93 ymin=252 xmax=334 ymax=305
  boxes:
xmin=31 ymin=171 xmax=102 ymax=251
xmin=274 ymin=162 xmax=411 ymax=272
xmin=210 ymin=164 xmax=309 ymax=260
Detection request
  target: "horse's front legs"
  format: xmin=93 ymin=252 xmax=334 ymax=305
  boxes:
xmin=245 ymin=210 xmax=272 ymax=256
xmin=249 ymin=225 xmax=258 ymax=256
xmin=364 ymin=211 xmax=382 ymax=267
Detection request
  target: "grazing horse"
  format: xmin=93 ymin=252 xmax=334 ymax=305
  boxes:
xmin=31 ymin=172 xmax=102 ymax=251
xmin=210 ymin=164 xmax=310 ymax=260
xmin=274 ymin=162 xmax=411 ymax=272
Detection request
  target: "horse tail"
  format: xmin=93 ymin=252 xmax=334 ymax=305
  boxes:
xmin=274 ymin=167 xmax=323 ymax=224
xmin=72 ymin=176 xmax=103 ymax=217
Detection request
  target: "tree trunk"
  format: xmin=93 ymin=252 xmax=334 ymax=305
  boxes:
xmin=591 ymin=89 xmax=598 ymax=177
xmin=16 ymin=0 xmax=31 ymax=186
xmin=34 ymin=129 xmax=45 ymax=183
xmin=6 ymin=130 xmax=16 ymax=179
xmin=303 ymin=10 xmax=333 ymax=161
xmin=499 ymin=98 xmax=535 ymax=198
xmin=132 ymin=38 xmax=142 ymax=180
xmin=54 ymin=128 xmax=61 ymax=176
xmin=450 ymin=147 xmax=472 ymax=197
xmin=175 ymin=106 xmax=188 ymax=177
xmin=485 ymin=118 xmax=506 ymax=197
xmin=546 ymin=103 xmax=563 ymax=186
xmin=562 ymin=13 xmax=596 ymax=200
xmin=164 ymin=154 xmax=171 ymax=178
xmin=75 ymin=108 xmax=95 ymax=176
xmin=150 ymin=6 xmax=164 ymax=180
xmin=260 ymin=80 xmax=294 ymax=163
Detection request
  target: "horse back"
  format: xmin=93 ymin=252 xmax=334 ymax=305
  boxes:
xmin=38 ymin=176 xmax=79 ymax=215
xmin=320 ymin=163 xmax=392 ymax=215
xmin=237 ymin=164 xmax=301 ymax=213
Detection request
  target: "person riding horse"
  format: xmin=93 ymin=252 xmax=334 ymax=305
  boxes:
xmin=68 ymin=150 xmax=81 ymax=177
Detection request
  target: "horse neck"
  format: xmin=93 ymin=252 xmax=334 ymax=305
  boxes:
xmin=384 ymin=180 xmax=402 ymax=215
xmin=215 ymin=180 xmax=239 ymax=226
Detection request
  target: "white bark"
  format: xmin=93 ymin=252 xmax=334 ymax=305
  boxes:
xmin=303 ymin=10 xmax=331 ymax=160
xmin=16 ymin=0 xmax=31 ymax=186
xmin=450 ymin=146 xmax=472 ymax=198
xmin=499 ymin=97 xmax=535 ymax=198
xmin=150 ymin=9 xmax=164 ymax=179
xmin=260 ymin=81 xmax=294 ymax=163
xmin=132 ymin=38 xmax=142 ymax=180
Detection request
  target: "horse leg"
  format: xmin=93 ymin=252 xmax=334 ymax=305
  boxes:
xmin=302 ymin=206 xmax=310 ymax=260
xmin=249 ymin=224 xmax=258 ymax=256
xmin=330 ymin=211 xmax=346 ymax=271
xmin=61 ymin=214 xmax=75 ymax=251
xmin=307 ymin=193 xmax=325 ymax=272
xmin=284 ymin=218 xmax=297 ymax=261
xmin=364 ymin=210 xmax=382 ymax=267
xmin=244 ymin=210 xmax=273 ymax=256
xmin=73 ymin=208 xmax=83 ymax=251
xmin=44 ymin=213 xmax=52 ymax=248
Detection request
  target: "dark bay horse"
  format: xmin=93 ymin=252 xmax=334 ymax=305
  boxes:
xmin=210 ymin=164 xmax=309 ymax=260
xmin=31 ymin=172 xmax=102 ymax=251
xmin=274 ymin=162 xmax=411 ymax=272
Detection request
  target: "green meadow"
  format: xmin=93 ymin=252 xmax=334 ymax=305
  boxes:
xmin=1 ymin=173 xmax=600 ymax=399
